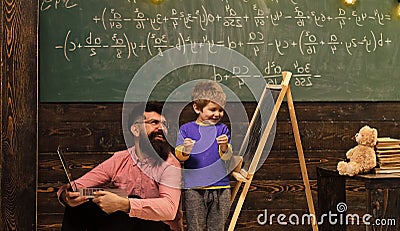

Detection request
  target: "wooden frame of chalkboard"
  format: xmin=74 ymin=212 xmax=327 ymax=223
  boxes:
xmin=40 ymin=0 xmax=400 ymax=102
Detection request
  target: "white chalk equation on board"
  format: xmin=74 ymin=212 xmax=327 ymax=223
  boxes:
xmin=52 ymin=1 xmax=394 ymax=60
xmin=90 ymin=6 xmax=391 ymax=31
xmin=40 ymin=0 xmax=400 ymax=101
xmin=55 ymin=29 xmax=392 ymax=61
xmin=212 ymin=61 xmax=321 ymax=88
xmin=40 ymin=0 xmax=78 ymax=12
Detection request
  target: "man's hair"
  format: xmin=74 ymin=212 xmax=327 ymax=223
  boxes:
xmin=127 ymin=101 xmax=164 ymax=130
xmin=191 ymin=81 xmax=226 ymax=110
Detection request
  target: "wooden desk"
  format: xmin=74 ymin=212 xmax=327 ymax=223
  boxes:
xmin=317 ymin=166 xmax=400 ymax=231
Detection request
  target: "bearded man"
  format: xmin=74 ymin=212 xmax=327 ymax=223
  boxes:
xmin=57 ymin=102 xmax=182 ymax=231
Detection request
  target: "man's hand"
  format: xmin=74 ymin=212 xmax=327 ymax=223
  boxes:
xmin=92 ymin=191 xmax=130 ymax=214
xmin=216 ymin=134 xmax=229 ymax=153
xmin=61 ymin=184 xmax=89 ymax=207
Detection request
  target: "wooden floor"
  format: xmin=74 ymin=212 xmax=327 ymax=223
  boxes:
xmin=37 ymin=102 xmax=400 ymax=230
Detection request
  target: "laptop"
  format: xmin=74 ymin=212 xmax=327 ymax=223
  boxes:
xmin=57 ymin=146 xmax=103 ymax=198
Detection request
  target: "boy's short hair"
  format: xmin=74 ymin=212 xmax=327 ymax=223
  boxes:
xmin=192 ymin=81 xmax=226 ymax=110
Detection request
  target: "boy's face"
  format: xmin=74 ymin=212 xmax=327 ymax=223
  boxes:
xmin=193 ymin=101 xmax=224 ymax=125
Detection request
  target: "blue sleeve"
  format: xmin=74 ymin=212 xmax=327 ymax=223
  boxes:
xmin=221 ymin=123 xmax=231 ymax=143
xmin=176 ymin=125 xmax=186 ymax=146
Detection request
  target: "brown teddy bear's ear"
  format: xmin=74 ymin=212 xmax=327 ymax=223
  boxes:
xmin=357 ymin=126 xmax=368 ymax=145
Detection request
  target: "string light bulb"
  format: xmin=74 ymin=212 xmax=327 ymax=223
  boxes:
xmin=150 ymin=0 xmax=164 ymax=4
xmin=343 ymin=0 xmax=357 ymax=6
xmin=396 ymin=0 xmax=400 ymax=18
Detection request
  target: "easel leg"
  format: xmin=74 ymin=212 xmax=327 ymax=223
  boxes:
xmin=228 ymin=178 xmax=252 ymax=231
xmin=287 ymin=88 xmax=318 ymax=231
xmin=230 ymin=181 xmax=242 ymax=205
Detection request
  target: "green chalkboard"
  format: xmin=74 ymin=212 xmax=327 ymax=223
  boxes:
xmin=40 ymin=0 xmax=400 ymax=102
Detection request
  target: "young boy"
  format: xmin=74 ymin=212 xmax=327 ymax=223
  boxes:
xmin=175 ymin=81 xmax=232 ymax=231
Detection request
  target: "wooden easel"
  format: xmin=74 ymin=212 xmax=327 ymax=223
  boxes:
xmin=228 ymin=71 xmax=318 ymax=231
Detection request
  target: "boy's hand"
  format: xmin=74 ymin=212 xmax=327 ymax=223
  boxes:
xmin=183 ymin=138 xmax=195 ymax=156
xmin=216 ymin=134 xmax=229 ymax=153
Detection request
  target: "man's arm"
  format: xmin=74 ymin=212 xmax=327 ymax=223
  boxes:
xmin=128 ymin=160 xmax=181 ymax=221
xmin=92 ymin=190 xmax=130 ymax=214
xmin=128 ymin=184 xmax=181 ymax=221
xmin=57 ymin=184 xmax=89 ymax=207
xmin=56 ymin=154 xmax=116 ymax=206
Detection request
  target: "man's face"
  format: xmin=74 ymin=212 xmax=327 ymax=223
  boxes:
xmin=141 ymin=111 xmax=168 ymax=138
xmin=135 ymin=111 xmax=171 ymax=162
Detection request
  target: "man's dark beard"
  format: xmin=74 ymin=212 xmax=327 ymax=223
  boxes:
xmin=139 ymin=130 xmax=172 ymax=163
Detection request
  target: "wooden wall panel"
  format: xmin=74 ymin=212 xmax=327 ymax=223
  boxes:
xmin=37 ymin=102 xmax=400 ymax=230
xmin=1 ymin=0 xmax=38 ymax=230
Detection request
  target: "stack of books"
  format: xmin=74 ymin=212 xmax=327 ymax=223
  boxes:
xmin=374 ymin=137 xmax=400 ymax=174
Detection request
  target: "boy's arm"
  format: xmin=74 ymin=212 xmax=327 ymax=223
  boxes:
xmin=217 ymin=126 xmax=233 ymax=160
xmin=175 ymin=145 xmax=190 ymax=161
xmin=219 ymin=143 xmax=233 ymax=161
xmin=175 ymin=138 xmax=195 ymax=161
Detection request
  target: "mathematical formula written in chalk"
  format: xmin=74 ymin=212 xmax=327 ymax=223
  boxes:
xmin=40 ymin=0 xmax=400 ymax=101
xmin=55 ymin=30 xmax=391 ymax=61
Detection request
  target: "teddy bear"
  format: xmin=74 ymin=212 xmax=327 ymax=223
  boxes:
xmin=337 ymin=125 xmax=378 ymax=176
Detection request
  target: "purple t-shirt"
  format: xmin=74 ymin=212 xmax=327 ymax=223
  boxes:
xmin=176 ymin=121 xmax=231 ymax=188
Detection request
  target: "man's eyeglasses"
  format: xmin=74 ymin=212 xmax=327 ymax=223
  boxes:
xmin=135 ymin=119 xmax=169 ymax=129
